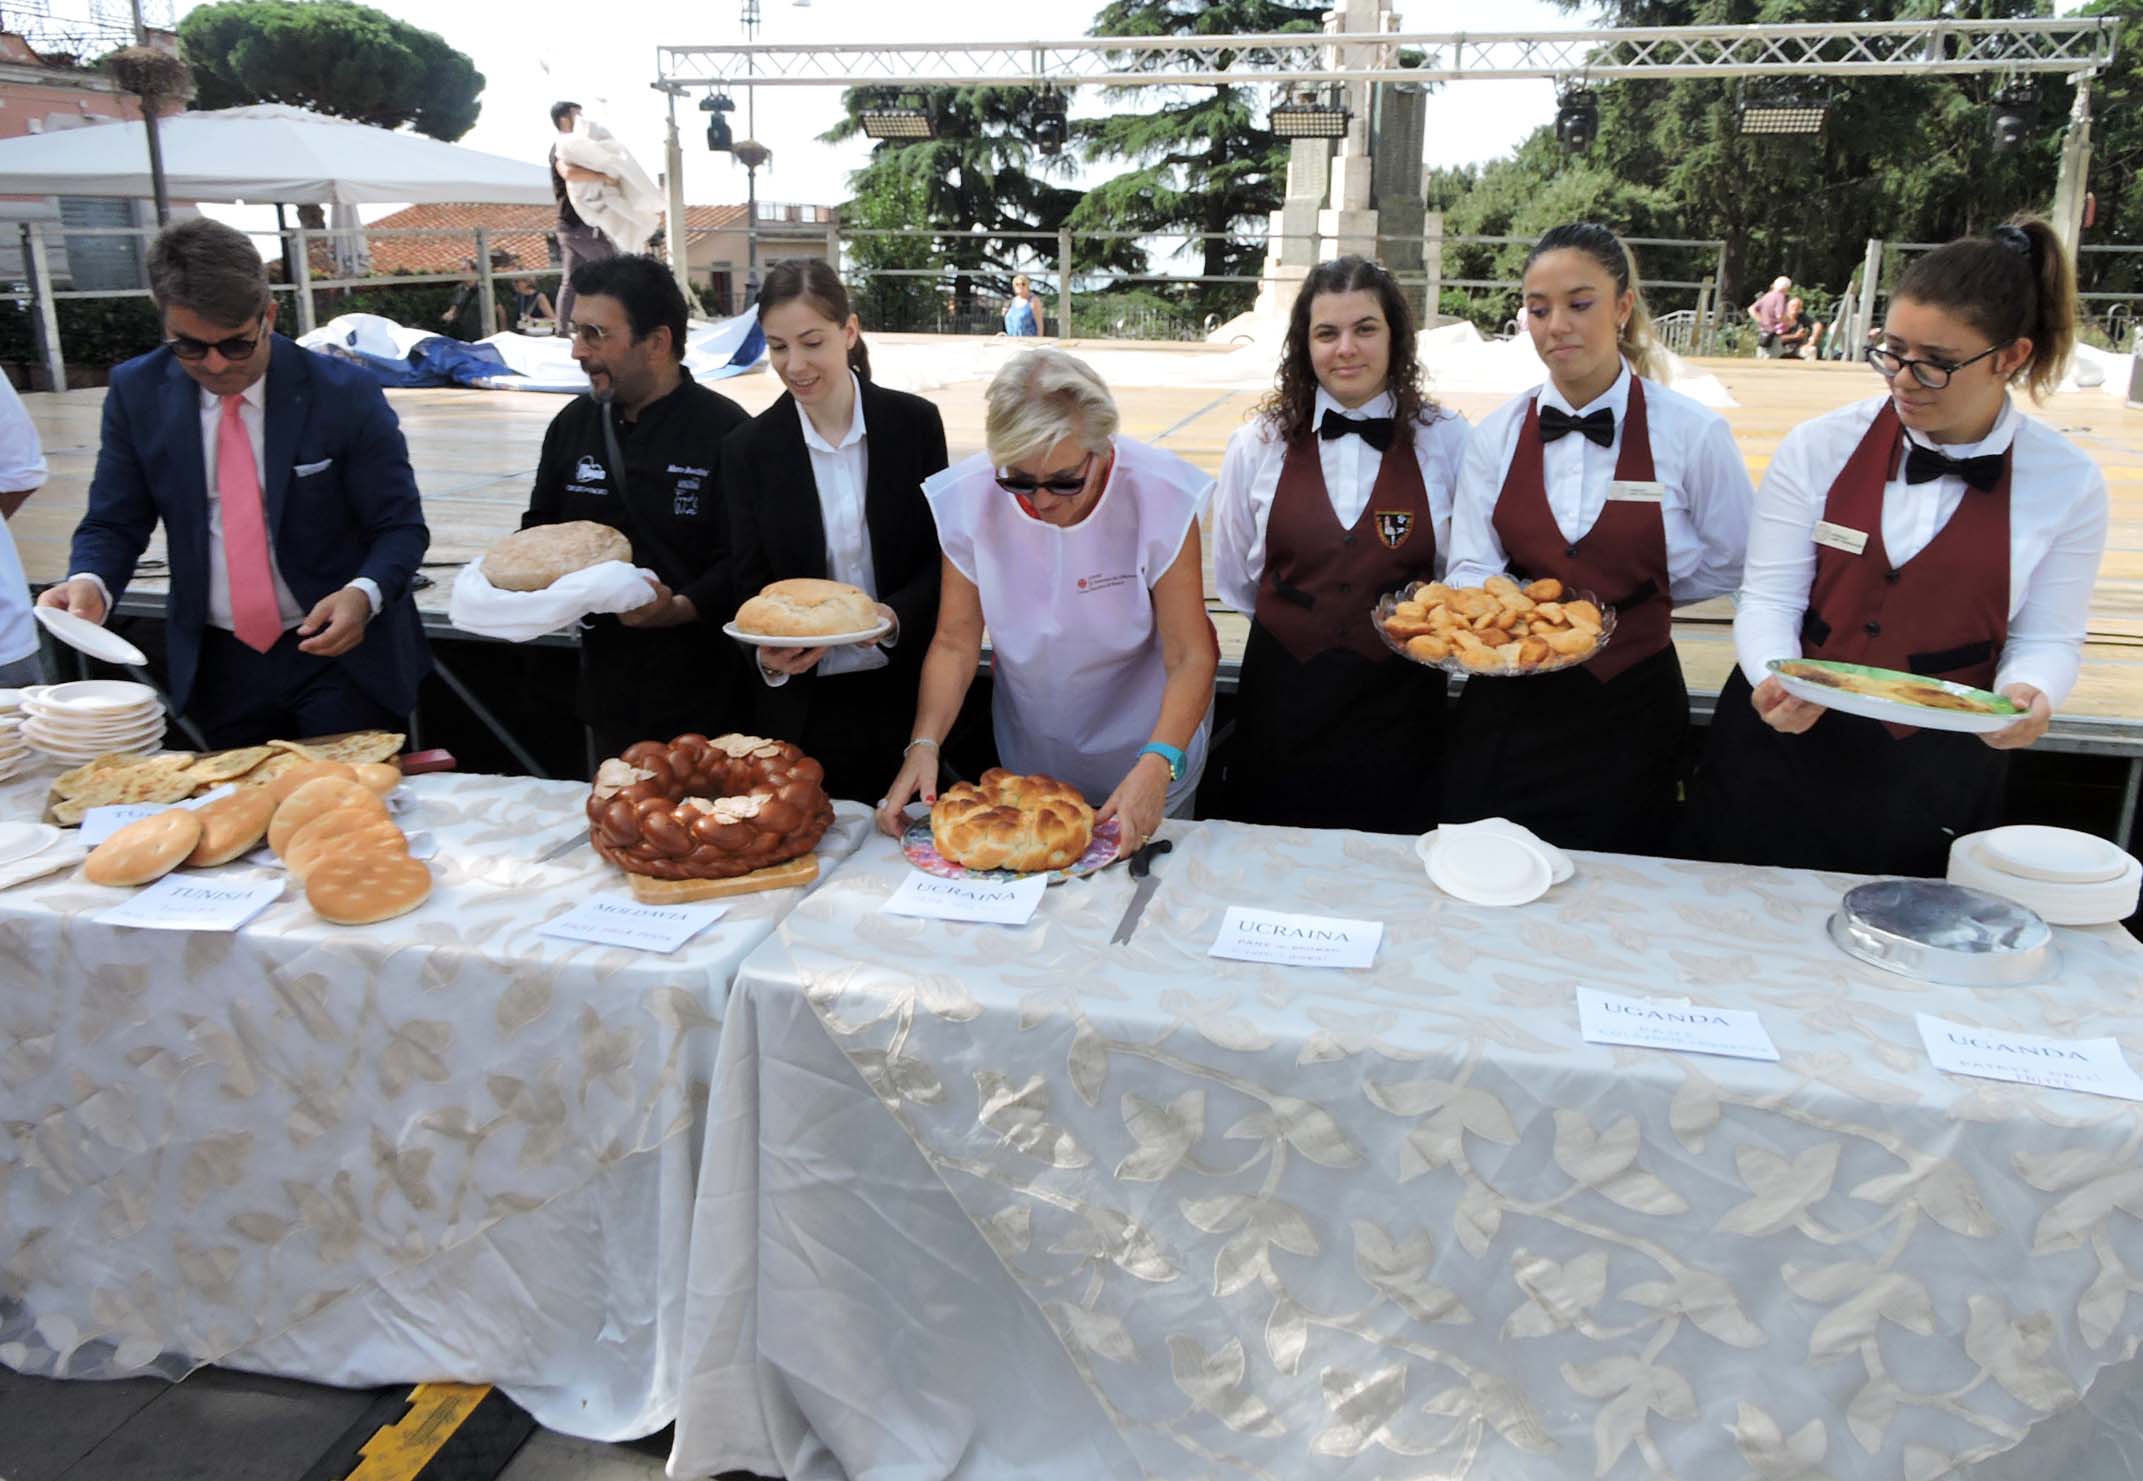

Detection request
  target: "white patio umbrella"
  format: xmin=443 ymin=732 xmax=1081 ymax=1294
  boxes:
xmin=0 ymin=103 xmax=551 ymax=205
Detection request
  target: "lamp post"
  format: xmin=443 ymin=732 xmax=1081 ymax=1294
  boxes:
xmin=733 ymin=139 xmax=772 ymax=307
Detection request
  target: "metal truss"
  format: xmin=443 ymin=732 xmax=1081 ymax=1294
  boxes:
xmin=656 ymin=18 xmax=2115 ymax=92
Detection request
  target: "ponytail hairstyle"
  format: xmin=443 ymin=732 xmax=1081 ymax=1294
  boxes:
xmin=1523 ymin=223 xmax=1664 ymax=383
xmin=756 ymin=257 xmax=872 ymax=380
xmin=1893 ymin=214 xmax=2075 ymax=403
xmin=1258 ymin=254 xmax=1434 ymax=447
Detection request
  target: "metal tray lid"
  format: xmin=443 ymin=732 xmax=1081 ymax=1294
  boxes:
xmin=1829 ymin=879 xmax=2055 ymax=986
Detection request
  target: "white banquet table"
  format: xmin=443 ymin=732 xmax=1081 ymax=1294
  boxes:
xmin=669 ymin=819 xmax=2143 ymax=1480
xmin=0 ymin=765 xmax=870 ymax=1441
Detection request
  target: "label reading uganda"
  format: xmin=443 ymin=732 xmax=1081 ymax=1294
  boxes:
xmin=1576 ymin=986 xmax=1781 ymax=1062
xmin=94 ymin=874 xmax=284 ymax=932
xmin=881 ymin=870 xmax=1046 ymax=926
xmin=538 ymin=894 xmax=730 ymax=954
xmin=1916 ymin=1013 xmax=2143 ymax=1103
xmin=1209 ymin=907 xmax=1382 ymax=970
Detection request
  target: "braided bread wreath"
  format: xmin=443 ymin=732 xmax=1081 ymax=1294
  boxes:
xmin=587 ymin=734 xmax=834 ymax=880
xmin=930 ymin=768 xmax=1097 ymax=873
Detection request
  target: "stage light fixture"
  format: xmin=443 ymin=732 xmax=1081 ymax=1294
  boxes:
xmin=1270 ymin=100 xmax=1350 ymax=139
xmin=860 ymin=102 xmax=937 ymax=140
xmin=1990 ymin=82 xmax=2039 ymax=154
xmin=1033 ymin=88 xmax=1069 ymax=157
xmin=701 ymin=92 xmax=736 ymax=152
xmin=1555 ymin=87 xmax=1597 ymax=152
xmin=1737 ymin=96 xmax=1831 ymax=136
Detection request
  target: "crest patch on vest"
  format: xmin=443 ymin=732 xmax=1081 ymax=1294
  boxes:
xmin=1374 ymin=510 xmax=1414 ymax=549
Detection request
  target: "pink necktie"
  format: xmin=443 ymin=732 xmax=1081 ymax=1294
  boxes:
xmin=218 ymin=395 xmax=281 ymax=654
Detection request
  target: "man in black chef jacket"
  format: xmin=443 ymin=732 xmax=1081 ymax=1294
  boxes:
xmin=520 ymin=254 xmax=749 ymax=760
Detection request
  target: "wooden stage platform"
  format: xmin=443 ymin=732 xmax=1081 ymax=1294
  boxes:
xmin=10 ymin=340 xmax=2142 ymax=731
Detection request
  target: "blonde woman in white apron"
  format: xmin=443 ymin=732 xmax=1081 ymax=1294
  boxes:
xmin=874 ymin=348 xmax=1218 ymax=856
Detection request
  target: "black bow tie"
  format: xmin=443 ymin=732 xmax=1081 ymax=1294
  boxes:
xmin=1539 ymin=405 xmax=1615 ymax=447
xmin=1904 ymin=442 xmax=2005 ymax=492
xmin=1319 ymin=408 xmax=1394 ymax=453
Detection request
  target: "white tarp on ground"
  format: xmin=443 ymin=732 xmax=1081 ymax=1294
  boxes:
xmin=297 ymin=311 xmax=766 ymax=390
xmin=0 ymin=103 xmax=550 ymax=206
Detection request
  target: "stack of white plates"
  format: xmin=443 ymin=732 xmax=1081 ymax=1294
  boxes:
xmin=1947 ymin=825 xmax=2141 ymax=927
xmin=0 ymin=691 xmax=27 ymax=781
xmin=17 ymin=680 xmax=168 ymax=763
xmin=1416 ymin=817 xmax=1574 ymax=907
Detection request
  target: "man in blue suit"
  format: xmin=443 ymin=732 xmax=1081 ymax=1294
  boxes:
xmin=40 ymin=219 xmax=431 ymax=747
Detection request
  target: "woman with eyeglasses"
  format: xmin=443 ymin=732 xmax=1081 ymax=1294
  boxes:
xmin=873 ymin=347 xmax=1218 ymax=856
xmin=720 ymin=258 xmax=950 ymax=803
xmin=1439 ymin=222 xmax=1753 ymax=854
xmin=1681 ymin=216 xmax=2108 ymax=876
xmin=1208 ymin=255 xmax=1468 ymax=833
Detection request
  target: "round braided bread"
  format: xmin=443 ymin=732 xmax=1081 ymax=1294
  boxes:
xmin=929 ymin=769 xmax=1095 ymax=872
xmin=586 ymin=733 xmax=834 ymax=880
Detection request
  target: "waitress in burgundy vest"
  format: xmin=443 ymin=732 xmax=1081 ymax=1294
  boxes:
xmin=1211 ymin=255 xmax=1469 ymax=832
xmin=1682 ymin=216 xmax=2107 ymax=876
xmin=1442 ymin=224 xmax=1753 ymax=854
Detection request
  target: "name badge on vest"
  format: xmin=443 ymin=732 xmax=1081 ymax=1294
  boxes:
xmin=1374 ymin=510 xmax=1415 ymax=549
xmin=1813 ymin=520 xmax=1870 ymax=556
xmin=1606 ymin=480 xmax=1666 ymax=503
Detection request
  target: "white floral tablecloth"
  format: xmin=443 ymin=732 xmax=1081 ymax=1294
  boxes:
xmin=669 ymin=820 xmax=2143 ymax=1480
xmin=0 ymin=763 xmax=870 ymax=1441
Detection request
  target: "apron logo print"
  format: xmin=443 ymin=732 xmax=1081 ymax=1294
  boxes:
xmin=1077 ymin=578 xmax=1088 ymax=589
xmin=1375 ymin=510 xmax=1413 ymax=549
xmin=674 ymin=490 xmax=699 ymax=517
xmin=574 ymin=454 xmax=608 ymax=485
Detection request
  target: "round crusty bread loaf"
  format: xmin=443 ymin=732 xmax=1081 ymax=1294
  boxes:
xmin=85 ymin=809 xmax=203 ymax=887
xmin=733 ymin=578 xmax=880 ymax=638
xmin=930 ymin=769 xmax=1095 ymax=873
xmin=184 ymin=786 xmax=278 ymax=867
xmin=308 ymin=850 xmax=433 ymax=925
xmin=482 ymin=521 xmax=632 ymax=592
xmin=268 ymin=777 xmax=387 ymax=857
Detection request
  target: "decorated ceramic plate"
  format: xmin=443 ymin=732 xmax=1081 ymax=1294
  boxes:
xmin=1767 ymin=659 xmax=2020 ymax=735
xmin=1373 ymin=580 xmax=1616 ymax=678
xmin=901 ymin=815 xmax=1123 ymax=885
xmin=721 ymin=618 xmax=893 ymax=649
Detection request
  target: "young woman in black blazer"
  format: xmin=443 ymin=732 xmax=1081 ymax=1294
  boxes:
xmin=722 ymin=259 xmax=950 ymax=802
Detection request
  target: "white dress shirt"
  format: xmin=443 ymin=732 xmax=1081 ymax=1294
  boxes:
xmin=1212 ymin=390 xmax=1469 ymax=615
xmin=0 ymin=375 xmax=47 ymax=666
xmin=1445 ymin=362 xmax=1752 ymax=604
xmin=759 ymin=375 xmax=889 ymax=688
xmin=72 ymin=376 xmax=380 ymax=628
xmin=1734 ymin=394 xmax=2109 ymax=705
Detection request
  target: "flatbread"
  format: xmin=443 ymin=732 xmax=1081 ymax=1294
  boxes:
xmin=301 ymin=731 xmax=406 ymax=766
xmin=84 ymin=809 xmax=202 ymax=887
xmin=265 ymin=759 xmax=358 ymax=804
xmin=186 ymin=745 xmax=277 ymax=786
xmin=285 ymin=811 xmax=407 ymax=884
xmin=307 ymin=851 xmax=433 ymax=925
xmin=353 ymin=762 xmax=401 ymax=796
xmin=481 ymin=521 xmax=631 ymax=591
xmin=184 ymin=787 xmax=279 ymax=867
xmin=232 ymin=752 xmax=310 ymax=790
xmin=268 ymin=777 xmax=386 ymax=857
xmin=53 ymin=757 xmax=200 ymax=819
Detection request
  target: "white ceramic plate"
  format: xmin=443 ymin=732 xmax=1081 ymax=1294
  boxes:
xmin=0 ymin=687 xmax=22 ymax=711
xmin=19 ymin=733 xmax=161 ymax=762
xmin=36 ymin=679 xmax=160 ymax=712
xmin=18 ymin=704 xmax=163 ymax=734
xmin=0 ymin=821 xmax=60 ymax=867
xmin=1419 ymin=819 xmax=1574 ymax=885
xmin=22 ymin=716 xmax=167 ymax=746
xmin=1765 ymin=660 xmax=2017 ymax=736
xmin=32 ymin=606 xmax=148 ymax=668
xmin=1949 ymin=836 xmax=2141 ymax=927
xmin=1973 ymin=824 xmax=2130 ymax=885
xmin=721 ymin=619 xmax=893 ymax=650
xmin=1425 ymin=829 xmax=1553 ymax=907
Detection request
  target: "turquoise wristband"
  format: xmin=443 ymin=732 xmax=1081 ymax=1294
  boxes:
xmin=1137 ymin=742 xmax=1186 ymax=783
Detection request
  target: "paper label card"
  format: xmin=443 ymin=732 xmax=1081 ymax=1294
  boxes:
xmin=538 ymin=894 xmax=729 ymax=955
xmin=79 ymin=785 xmax=237 ymax=846
xmin=1917 ymin=1014 xmax=2143 ymax=1103
xmin=1209 ymin=907 xmax=1382 ymax=970
xmin=1813 ymin=520 xmax=1870 ymax=556
xmin=94 ymin=875 xmax=284 ymax=932
xmin=1577 ymin=987 xmax=1780 ymax=1062
xmin=881 ymin=870 xmax=1046 ymax=926
xmin=1606 ymin=480 xmax=1667 ymax=503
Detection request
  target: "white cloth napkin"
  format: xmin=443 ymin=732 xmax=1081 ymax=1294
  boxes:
xmin=447 ymin=560 xmax=660 ymax=643
xmin=0 ymin=842 xmax=85 ymax=890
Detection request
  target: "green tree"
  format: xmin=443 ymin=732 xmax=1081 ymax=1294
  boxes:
xmin=2076 ymin=0 xmax=2143 ymax=304
xmin=840 ymin=167 xmax=941 ymax=333
xmin=1074 ymin=0 xmax=1328 ymax=314
xmin=178 ymin=0 xmax=482 ymax=141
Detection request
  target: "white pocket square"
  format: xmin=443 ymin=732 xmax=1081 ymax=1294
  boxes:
xmin=293 ymin=458 xmax=334 ymax=476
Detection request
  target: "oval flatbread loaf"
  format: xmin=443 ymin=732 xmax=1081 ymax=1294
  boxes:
xmin=269 ymin=777 xmax=387 ymax=857
xmin=353 ymin=761 xmax=401 ymax=797
xmin=482 ymin=521 xmax=632 ymax=592
xmin=308 ymin=851 xmax=433 ymax=925
xmin=286 ymin=812 xmax=408 ymax=885
xmin=85 ymin=809 xmax=203 ymax=886
xmin=265 ymin=759 xmax=358 ymax=804
xmin=733 ymin=578 xmax=880 ymax=638
xmin=184 ymin=787 xmax=279 ymax=867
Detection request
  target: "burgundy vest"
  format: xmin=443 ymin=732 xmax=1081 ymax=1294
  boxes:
xmin=1802 ymin=401 xmax=2012 ymax=739
xmin=1253 ymin=429 xmax=1435 ymax=663
xmin=1492 ymin=379 xmax=1670 ymax=683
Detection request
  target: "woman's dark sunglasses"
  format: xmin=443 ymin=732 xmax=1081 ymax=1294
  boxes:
xmin=996 ymin=453 xmax=1092 ymax=497
xmin=165 ymin=319 xmax=266 ymax=362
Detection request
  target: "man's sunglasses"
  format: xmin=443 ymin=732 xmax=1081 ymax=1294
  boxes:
xmin=165 ymin=320 xmax=266 ymax=362
xmin=996 ymin=453 xmax=1093 ymax=497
